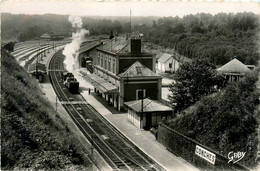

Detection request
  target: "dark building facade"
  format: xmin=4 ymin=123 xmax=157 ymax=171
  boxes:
xmin=85 ymin=37 xmax=162 ymax=111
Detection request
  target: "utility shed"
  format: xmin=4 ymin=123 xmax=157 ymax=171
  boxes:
xmin=157 ymin=53 xmax=180 ymax=73
xmin=28 ymin=63 xmax=47 ymax=83
xmin=124 ymin=98 xmax=172 ymax=130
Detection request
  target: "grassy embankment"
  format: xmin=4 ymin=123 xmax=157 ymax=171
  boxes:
xmin=1 ymin=48 xmax=91 ymax=170
xmin=167 ymin=74 xmax=260 ymax=168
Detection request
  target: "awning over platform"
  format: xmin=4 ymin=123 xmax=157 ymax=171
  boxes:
xmin=85 ymin=74 xmax=118 ymax=94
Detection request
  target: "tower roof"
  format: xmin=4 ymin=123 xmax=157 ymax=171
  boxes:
xmin=217 ymin=58 xmax=251 ymax=73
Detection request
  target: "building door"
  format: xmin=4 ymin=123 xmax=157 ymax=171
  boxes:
xmin=146 ymin=114 xmax=152 ymax=130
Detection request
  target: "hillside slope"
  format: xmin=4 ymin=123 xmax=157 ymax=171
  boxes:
xmin=1 ymin=49 xmax=91 ymax=170
xmin=167 ymin=75 xmax=259 ymax=168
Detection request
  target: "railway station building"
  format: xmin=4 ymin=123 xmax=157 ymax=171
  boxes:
xmin=84 ymin=36 xmax=162 ymax=111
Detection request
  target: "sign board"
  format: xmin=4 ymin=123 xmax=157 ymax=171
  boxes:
xmin=195 ymin=145 xmax=216 ymax=165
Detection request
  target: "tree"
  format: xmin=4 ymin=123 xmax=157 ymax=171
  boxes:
xmin=168 ymin=58 xmax=224 ymax=112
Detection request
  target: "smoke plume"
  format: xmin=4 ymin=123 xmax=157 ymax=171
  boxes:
xmin=63 ymin=16 xmax=89 ymax=72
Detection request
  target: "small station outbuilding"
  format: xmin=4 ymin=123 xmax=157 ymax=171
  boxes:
xmin=40 ymin=33 xmax=51 ymax=40
xmin=217 ymin=58 xmax=252 ymax=82
xmin=28 ymin=63 xmax=47 ymax=83
xmin=124 ymin=98 xmax=172 ymax=130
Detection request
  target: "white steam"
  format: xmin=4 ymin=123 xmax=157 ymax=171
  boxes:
xmin=63 ymin=16 xmax=89 ymax=72
xmin=68 ymin=15 xmax=83 ymax=28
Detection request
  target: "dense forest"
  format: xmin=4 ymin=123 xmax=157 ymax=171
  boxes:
xmin=2 ymin=12 xmax=259 ymax=66
xmin=1 ymin=49 xmax=91 ymax=170
xmin=134 ymin=12 xmax=260 ymax=66
xmin=167 ymin=74 xmax=259 ymax=168
xmin=1 ymin=13 xmax=158 ymax=42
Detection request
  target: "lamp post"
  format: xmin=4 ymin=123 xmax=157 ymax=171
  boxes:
xmin=47 ymin=39 xmax=50 ymax=53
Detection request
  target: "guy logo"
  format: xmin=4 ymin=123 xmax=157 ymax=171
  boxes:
xmin=228 ymin=151 xmax=246 ymax=164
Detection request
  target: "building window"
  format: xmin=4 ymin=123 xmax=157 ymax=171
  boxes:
xmin=104 ymin=58 xmax=107 ymax=69
xmin=101 ymin=58 xmax=103 ymax=68
xmin=98 ymin=54 xmax=100 ymax=65
xmin=112 ymin=61 xmax=115 ymax=74
xmin=136 ymin=66 xmax=142 ymax=74
xmin=108 ymin=58 xmax=111 ymax=71
xmin=169 ymin=63 xmax=172 ymax=68
xmin=136 ymin=89 xmax=146 ymax=100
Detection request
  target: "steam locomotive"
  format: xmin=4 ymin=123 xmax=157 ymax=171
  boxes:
xmin=62 ymin=72 xmax=79 ymax=94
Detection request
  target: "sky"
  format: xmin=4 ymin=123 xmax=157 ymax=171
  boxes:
xmin=1 ymin=0 xmax=260 ymax=17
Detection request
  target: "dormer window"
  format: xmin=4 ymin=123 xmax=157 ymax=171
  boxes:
xmin=136 ymin=66 xmax=142 ymax=75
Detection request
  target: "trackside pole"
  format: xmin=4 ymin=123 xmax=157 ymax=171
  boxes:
xmin=55 ymin=95 xmax=58 ymax=111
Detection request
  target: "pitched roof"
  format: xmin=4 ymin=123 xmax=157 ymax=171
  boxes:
xmin=117 ymin=61 xmax=160 ymax=78
xmin=157 ymin=53 xmax=172 ymax=63
xmin=97 ymin=37 xmax=129 ymax=53
xmin=124 ymin=98 xmax=172 ymax=113
xmin=98 ymin=37 xmax=149 ymax=54
xmin=217 ymin=58 xmax=251 ymax=73
xmin=40 ymin=33 xmax=51 ymax=39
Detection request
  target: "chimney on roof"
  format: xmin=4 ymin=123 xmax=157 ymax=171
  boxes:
xmin=130 ymin=38 xmax=141 ymax=54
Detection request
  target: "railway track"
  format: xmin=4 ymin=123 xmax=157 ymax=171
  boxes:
xmin=49 ymin=48 xmax=165 ymax=171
